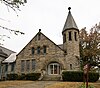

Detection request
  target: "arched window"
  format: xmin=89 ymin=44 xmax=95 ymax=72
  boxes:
xmin=32 ymin=47 xmax=35 ymax=55
xmin=43 ymin=46 xmax=47 ymax=54
xmin=74 ymin=32 xmax=77 ymax=41
xmin=37 ymin=46 xmax=40 ymax=54
xmin=48 ymin=63 xmax=61 ymax=75
xmin=69 ymin=31 xmax=72 ymax=41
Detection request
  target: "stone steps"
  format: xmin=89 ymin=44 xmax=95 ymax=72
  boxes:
xmin=42 ymin=75 xmax=61 ymax=81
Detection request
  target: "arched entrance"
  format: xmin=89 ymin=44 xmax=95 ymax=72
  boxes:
xmin=47 ymin=62 xmax=61 ymax=75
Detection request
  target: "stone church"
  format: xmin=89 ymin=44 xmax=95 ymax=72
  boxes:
xmin=15 ymin=7 xmax=80 ymax=80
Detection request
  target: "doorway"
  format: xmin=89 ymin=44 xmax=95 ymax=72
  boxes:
xmin=48 ymin=63 xmax=61 ymax=75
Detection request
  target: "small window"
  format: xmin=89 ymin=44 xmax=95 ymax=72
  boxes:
xmin=69 ymin=31 xmax=72 ymax=41
xmin=37 ymin=46 xmax=40 ymax=54
xmin=32 ymin=47 xmax=35 ymax=55
xmin=63 ymin=34 xmax=66 ymax=43
xmin=32 ymin=59 xmax=36 ymax=70
xmin=43 ymin=46 xmax=47 ymax=54
xmin=64 ymin=50 xmax=67 ymax=54
xmin=74 ymin=32 xmax=77 ymax=41
xmin=21 ymin=60 xmax=25 ymax=72
xmin=70 ymin=64 xmax=72 ymax=70
xmin=38 ymin=34 xmax=41 ymax=40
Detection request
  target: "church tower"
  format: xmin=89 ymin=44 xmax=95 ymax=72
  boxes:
xmin=62 ymin=7 xmax=80 ymax=70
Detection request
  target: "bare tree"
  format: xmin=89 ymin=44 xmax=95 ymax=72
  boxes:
xmin=0 ymin=0 xmax=27 ymax=11
xmin=0 ymin=0 xmax=27 ymax=44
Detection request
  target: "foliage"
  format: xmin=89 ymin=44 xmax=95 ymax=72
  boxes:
xmin=0 ymin=0 xmax=27 ymax=11
xmin=62 ymin=71 xmax=99 ymax=82
xmin=7 ymin=73 xmax=41 ymax=81
xmin=25 ymin=73 xmax=41 ymax=81
xmin=7 ymin=73 xmax=18 ymax=80
xmin=0 ymin=0 xmax=26 ymax=45
xmin=79 ymin=23 xmax=100 ymax=69
xmin=88 ymin=72 xmax=99 ymax=82
xmin=17 ymin=73 xmax=26 ymax=80
xmin=0 ymin=25 xmax=25 ymax=45
xmin=79 ymin=83 xmax=94 ymax=88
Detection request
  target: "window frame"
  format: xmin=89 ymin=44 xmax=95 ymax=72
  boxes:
xmin=26 ymin=60 xmax=30 ymax=71
xmin=69 ymin=31 xmax=72 ymax=41
xmin=74 ymin=32 xmax=77 ymax=41
xmin=37 ymin=46 xmax=40 ymax=54
xmin=43 ymin=45 xmax=47 ymax=54
xmin=21 ymin=60 xmax=25 ymax=72
xmin=31 ymin=47 xmax=35 ymax=55
xmin=32 ymin=59 xmax=36 ymax=70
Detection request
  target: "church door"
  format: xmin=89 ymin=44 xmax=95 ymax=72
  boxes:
xmin=48 ymin=63 xmax=60 ymax=75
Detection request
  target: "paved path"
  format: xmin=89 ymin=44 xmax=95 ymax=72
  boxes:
xmin=7 ymin=81 xmax=58 ymax=88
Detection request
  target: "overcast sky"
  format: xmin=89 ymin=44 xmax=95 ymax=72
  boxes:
xmin=0 ymin=0 xmax=100 ymax=53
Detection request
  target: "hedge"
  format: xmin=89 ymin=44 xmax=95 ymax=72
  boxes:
xmin=62 ymin=71 xmax=99 ymax=82
xmin=25 ymin=73 xmax=41 ymax=81
xmin=17 ymin=74 xmax=26 ymax=80
xmin=7 ymin=73 xmax=41 ymax=81
xmin=7 ymin=73 xmax=18 ymax=80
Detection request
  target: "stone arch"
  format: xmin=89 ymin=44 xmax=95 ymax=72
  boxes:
xmin=42 ymin=58 xmax=64 ymax=75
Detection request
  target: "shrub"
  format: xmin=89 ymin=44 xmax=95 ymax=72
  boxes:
xmin=7 ymin=73 xmax=18 ymax=80
xmin=88 ymin=72 xmax=99 ymax=82
xmin=62 ymin=71 xmax=99 ymax=82
xmin=25 ymin=73 xmax=41 ymax=81
xmin=17 ymin=74 xmax=26 ymax=80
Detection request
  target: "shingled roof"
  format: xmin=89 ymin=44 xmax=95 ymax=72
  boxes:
xmin=62 ymin=7 xmax=78 ymax=33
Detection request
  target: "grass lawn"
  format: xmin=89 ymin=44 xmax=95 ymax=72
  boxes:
xmin=45 ymin=82 xmax=100 ymax=88
xmin=0 ymin=81 xmax=33 ymax=88
xmin=0 ymin=81 xmax=99 ymax=88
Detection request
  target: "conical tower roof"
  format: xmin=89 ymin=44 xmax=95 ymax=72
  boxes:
xmin=62 ymin=7 xmax=78 ymax=33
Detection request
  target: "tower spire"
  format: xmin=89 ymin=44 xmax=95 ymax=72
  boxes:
xmin=68 ymin=7 xmax=71 ymax=11
xmin=62 ymin=7 xmax=78 ymax=33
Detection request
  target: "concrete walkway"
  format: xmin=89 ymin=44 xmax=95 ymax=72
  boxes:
xmin=7 ymin=81 xmax=58 ymax=88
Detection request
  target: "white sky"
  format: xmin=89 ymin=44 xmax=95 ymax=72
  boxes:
xmin=0 ymin=0 xmax=100 ymax=53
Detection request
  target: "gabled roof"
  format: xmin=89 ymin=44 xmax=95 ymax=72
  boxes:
xmin=17 ymin=29 xmax=64 ymax=56
xmin=62 ymin=7 xmax=78 ymax=33
xmin=0 ymin=46 xmax=16 ymax=56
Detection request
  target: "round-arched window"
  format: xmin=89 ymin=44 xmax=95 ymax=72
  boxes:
xmin=48 ymin=63 xmax=61 ymax=75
